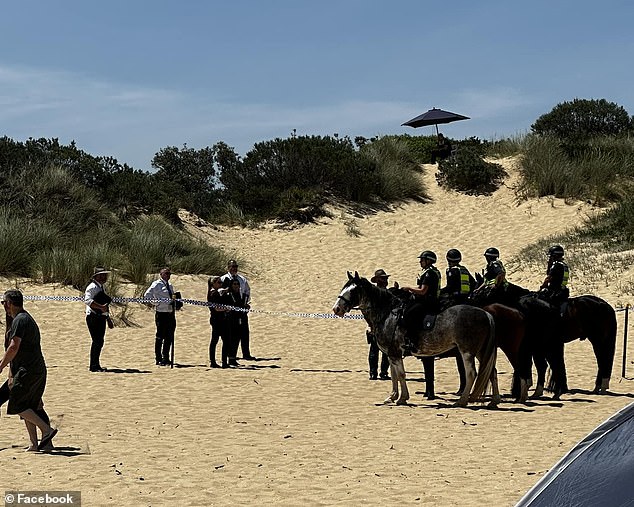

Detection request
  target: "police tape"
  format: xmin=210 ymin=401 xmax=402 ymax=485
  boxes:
xmin=22 ymin=295 xmax=365 ymax=320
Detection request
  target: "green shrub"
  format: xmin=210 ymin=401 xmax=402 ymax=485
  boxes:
xmin=435 ymin=148 xmax=507 ymax=195
xmin=532 ymin=98 xmax=633 ymax=142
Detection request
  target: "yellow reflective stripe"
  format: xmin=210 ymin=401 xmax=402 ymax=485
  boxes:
xmin=561 ymin=262 xmax=569 ymax=287
xmin=459 ymin=266 xmax=471 ymax=294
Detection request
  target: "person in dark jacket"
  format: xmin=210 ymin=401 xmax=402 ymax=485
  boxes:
xmin=539 ymin=245 xmax=570 ymax=306
xmin=440 ymin=248 xmax=476 ymax=306
xmin=366 ymin=269 xmax=393 ymax=380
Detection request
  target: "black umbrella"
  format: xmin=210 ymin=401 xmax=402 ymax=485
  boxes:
xmin=402 ymin=107 xmax=470 ymax=135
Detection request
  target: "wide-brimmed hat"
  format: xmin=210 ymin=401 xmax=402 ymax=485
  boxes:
xmin=371 ymin=269 xmax=390 ymax=283
xmin=92 ymin=267 xmax=111 ymax=277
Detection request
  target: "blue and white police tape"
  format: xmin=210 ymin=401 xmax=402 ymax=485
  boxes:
xmin=22 ymin=294 xmax=364 ymax=320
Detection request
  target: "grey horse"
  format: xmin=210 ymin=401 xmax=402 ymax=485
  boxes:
xmin=333 ymin=272 xmax=500 ymax=408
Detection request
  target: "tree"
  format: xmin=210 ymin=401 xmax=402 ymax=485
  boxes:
xmin=151 ymin=144 xmax=222 ymax=217
xmin=531 ymin=98 xmax=633 ymax=141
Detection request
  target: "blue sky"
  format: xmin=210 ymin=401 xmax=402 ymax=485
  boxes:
xmin=1 ymin=1 xmax=633 ymax=171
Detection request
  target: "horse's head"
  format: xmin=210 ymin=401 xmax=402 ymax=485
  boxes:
xmin=332 ymin=271 xmax=365 ymax=316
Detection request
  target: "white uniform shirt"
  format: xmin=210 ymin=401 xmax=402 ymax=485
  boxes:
xmin=84 ymin=280 xmax=109 ymax=316
xmin=144 ymin=278 xmax=176 ymax=313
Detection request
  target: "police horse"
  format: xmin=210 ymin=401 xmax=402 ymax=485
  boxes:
xmin=333 ymin=273 xmax=499 ymax=408
xmin=473 ymin=283 xmax=616 ymax=395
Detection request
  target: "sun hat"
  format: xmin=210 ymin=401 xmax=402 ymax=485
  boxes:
xmin=92 ymin=267 xmax=111 ymax=277
xmin=371 ymin=269 xmax=390 ymax=283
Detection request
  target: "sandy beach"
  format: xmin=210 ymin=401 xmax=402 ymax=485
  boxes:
xmin=1 ymin=158 xmax=633 ymax=506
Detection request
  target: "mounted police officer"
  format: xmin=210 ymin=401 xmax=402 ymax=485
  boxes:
xmin=539 ymin=245 xmax=570 ymax=306
xmin=400 ymin=250 xmax=441 ymax=354
xmin=440 ymin=249 xmax=476 ymax=306
xmin=479 ymin=247 xmax=506 ymax=289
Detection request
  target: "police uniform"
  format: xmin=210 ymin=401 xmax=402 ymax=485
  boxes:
xmin=441 ymin=264 xmax=475 ymax=304
xmin=403 ymin=265 xmax=441 ymax=335
xmin=484 ymin=259 xmax=506 ymax=285
xmin=543 ymin=259 xmax=570 ymax=305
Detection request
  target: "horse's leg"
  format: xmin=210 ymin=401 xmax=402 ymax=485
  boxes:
xmin=456 ymin=352 xmax=476 ymax=407
xmin=531 ymin=352 xmax=547 ymax=398
xmin=421 ymin=357 xmax=435 ymax=400
xmin=392 ymin=358 xmax=410 ymax=405
xmin=589 ymin=336 xmax=611 ymax=394
xmin=454 ymin=350 xmax=466 ymax=396
xmin=385 ymin=360 xmax=399 ymax=403
xmin=488 ymin=367 xmax=500 ymax=408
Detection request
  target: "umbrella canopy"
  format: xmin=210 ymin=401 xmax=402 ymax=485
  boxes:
xmin=402 ymin=107 xmax=470 ymax=135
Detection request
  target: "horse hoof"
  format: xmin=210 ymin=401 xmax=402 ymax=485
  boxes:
xmin=487 ymin=401 xmax=499 ymax=409
xmin=396 ymin=399 xmax=408 ymax=406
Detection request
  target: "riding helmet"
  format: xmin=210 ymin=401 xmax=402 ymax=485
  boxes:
xmin=418 ymin=250 xmax=437 ymax=263
xmin=484 ymin=247 xmax=500 ymax=260
xmin=446 ymin=248 xmax=462 ymax=262
xmin=548 ymin=245 xmax=565 ymax=257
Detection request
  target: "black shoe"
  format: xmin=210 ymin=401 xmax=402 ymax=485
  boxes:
xmin=210 ymin=361 xmax=221 ymax=368
xmin=229 ymin=359 xmax=240 ymax=367
xmin=369 ymin=372 xmax=378 ymax=380
xmin=242 ymin=355 xmax=256 ymax=361
xmin=89 ymin=366 xmax=106 ymax=372
xmin=379 ymin=372 xmax=391 ymax=380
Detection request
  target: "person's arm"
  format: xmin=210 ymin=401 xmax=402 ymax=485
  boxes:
xmin=401 ymin=285 xmax=429 ymax=297
xmin=85 ymin=283 xmax=108 ymax=313
xmin=143 ymin=281 xmax=157 ymax=308
xmin=0 ymin=336 xmax=21 ymax=374
xmin=242 ymin=276 xmax=251 ymax=305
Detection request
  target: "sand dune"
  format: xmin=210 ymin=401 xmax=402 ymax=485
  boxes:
xmin=1 ymin=158 xmax=633 ymax=506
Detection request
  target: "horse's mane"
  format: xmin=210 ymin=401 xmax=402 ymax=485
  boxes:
xmin=357 ymin=277 xmax=403 ymax=308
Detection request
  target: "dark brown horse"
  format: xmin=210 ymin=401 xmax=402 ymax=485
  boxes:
xmin=559 ymin=295 xmax=617 ymax=393
xmin=471 ymin=283 xmax=568 ymax=399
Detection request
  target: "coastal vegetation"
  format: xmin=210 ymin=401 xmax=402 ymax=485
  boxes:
xmin=1 ymin=97 xmax=633 ymax=290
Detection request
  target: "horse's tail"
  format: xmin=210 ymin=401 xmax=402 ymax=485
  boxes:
xmin=600 ymin=304 xmax=618 ymax=384
xmin=471 ymin=311 xmax=497 ymax=401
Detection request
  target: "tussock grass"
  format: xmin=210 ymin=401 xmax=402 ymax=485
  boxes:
xmin=360 ymin=136 xmax=429 ymax=201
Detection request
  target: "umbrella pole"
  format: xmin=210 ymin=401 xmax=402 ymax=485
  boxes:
xmin=435 ymin=124 xmax=439 ymax=136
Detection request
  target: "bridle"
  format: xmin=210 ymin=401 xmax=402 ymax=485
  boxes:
xmin=336 ymin=284 xmax=360 ymax=311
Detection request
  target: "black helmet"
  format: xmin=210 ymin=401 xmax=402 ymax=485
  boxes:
xmin=548 ymin=245 xmax=565 ymax=257
xmin=446 ymin=248 xmax=462 ymax=262
xmin=484 ymin=247 xmax=500 ymax=260
xmin=418 ymin=250 xmax=437 ymax=263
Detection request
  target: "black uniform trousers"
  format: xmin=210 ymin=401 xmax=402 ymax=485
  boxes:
xmin=155 ymin=311 xmax=176 ymax=363
xmin=86 ymin=313 xmax=107 ymax=369
xmin=367 ymin=331 xmax=389 ymax=377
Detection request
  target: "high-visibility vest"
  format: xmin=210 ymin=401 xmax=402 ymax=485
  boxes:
xmin=552 ymin=260 xmax=569 ymax=287
xmin=458 ymin=265 xmax=472 ymax=295
xmin=484 ymin=260 xmax=505 ymax=285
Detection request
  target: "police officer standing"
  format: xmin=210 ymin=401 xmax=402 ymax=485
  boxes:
xmin=540 ymin=245 xmax=570 ymax=306
xmin=401 ymin=251 xmax=441 ymax=353
xmin=367 ymin=269 xmax=392 ymax=380
xmin=440 ymin=249 xmax=476 ymax=305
